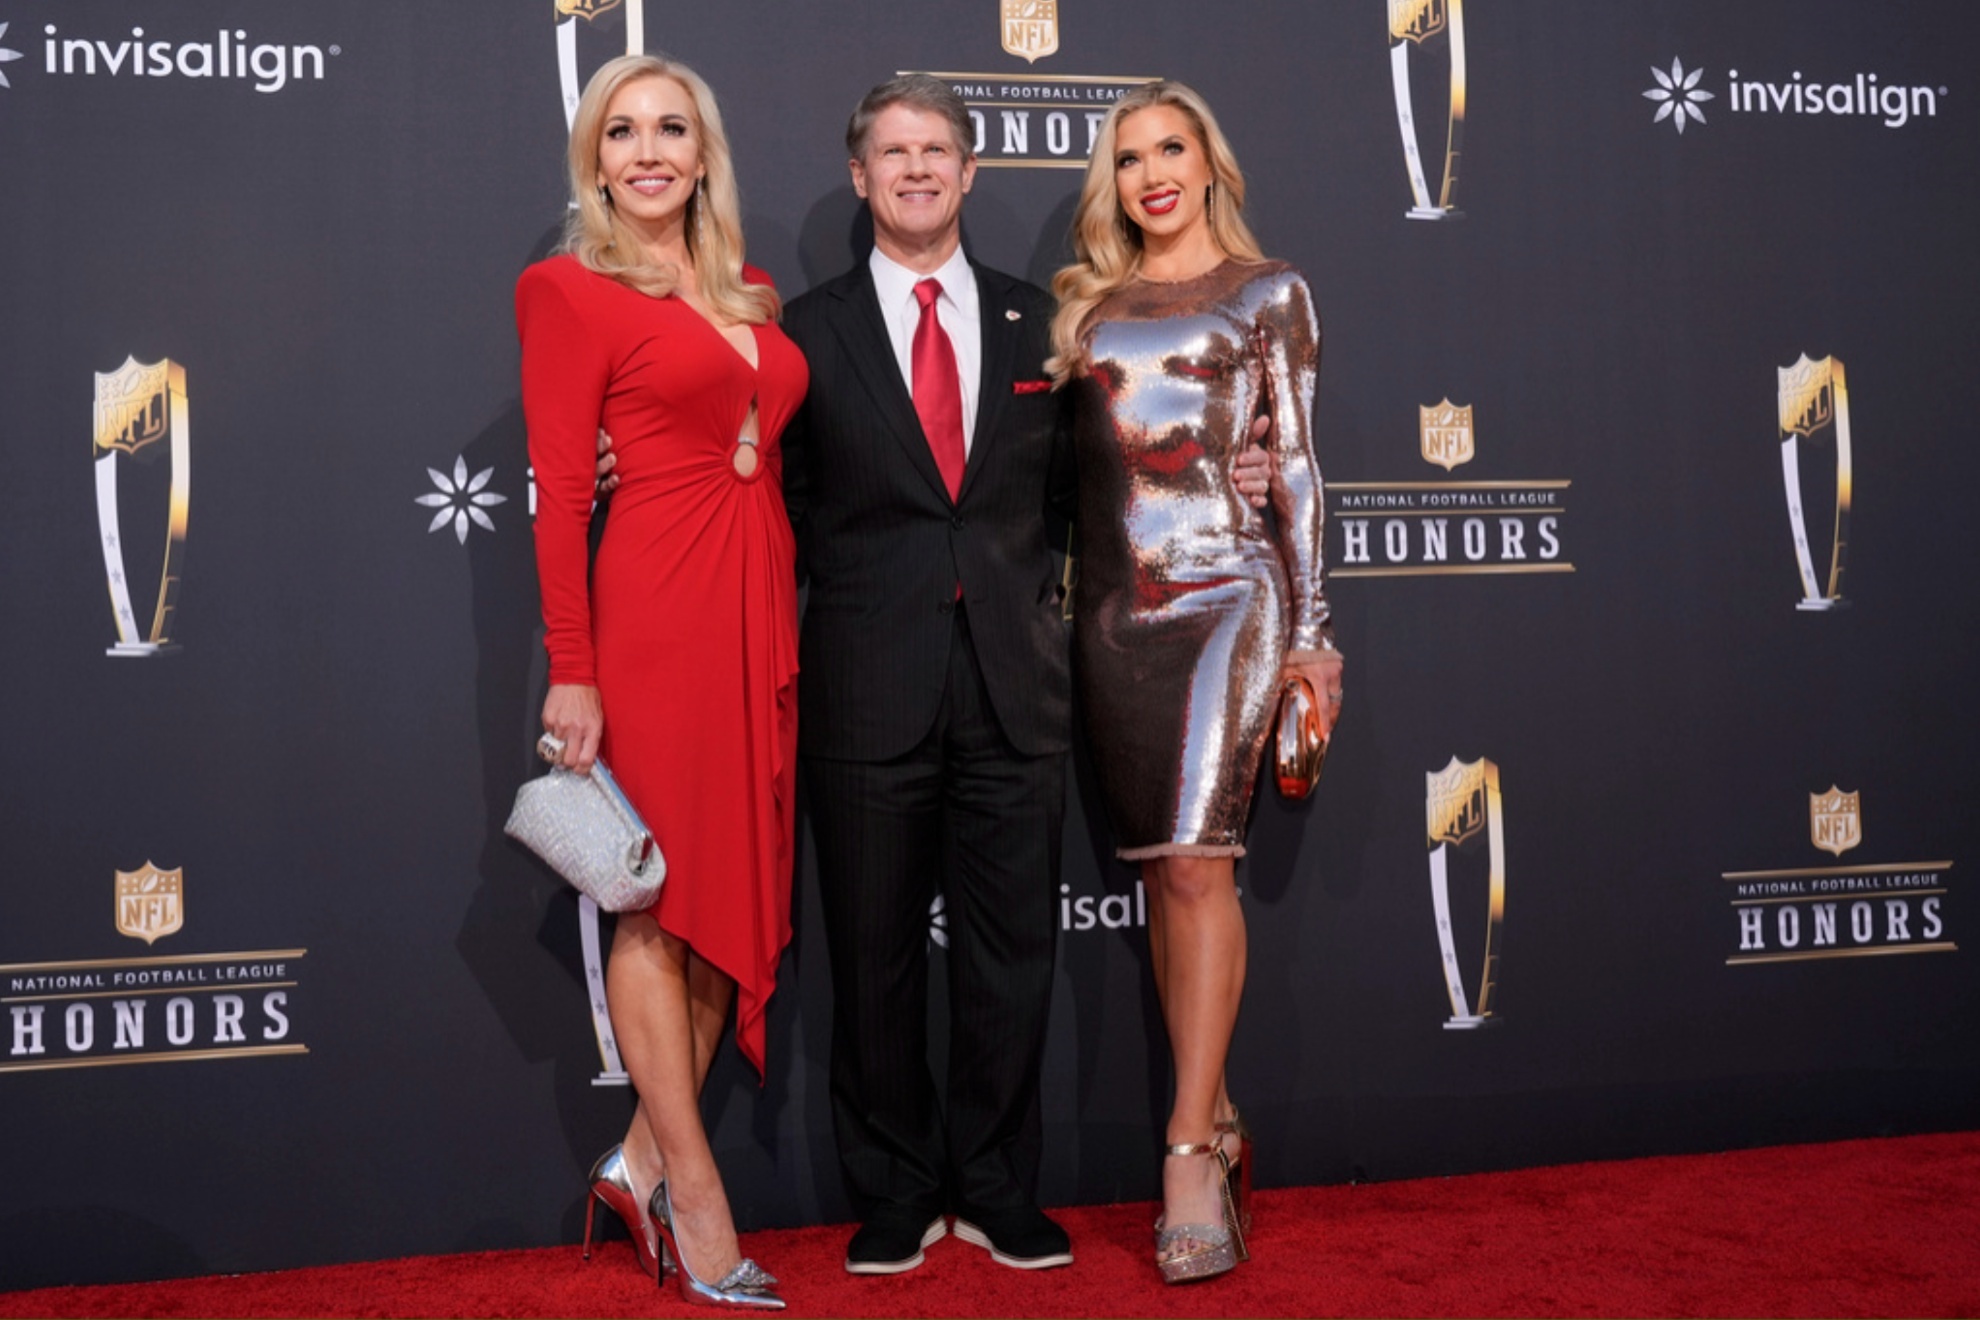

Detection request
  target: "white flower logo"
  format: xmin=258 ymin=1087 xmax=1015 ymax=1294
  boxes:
xmin=416 ymin=456 xmax=508 ymax=544
xmin=0 ymin=23 xmax=24 ymax=88
xmin=1644 ymin=58 xmax=1714 ymax=134
xmin=928 ymin=894 xmax=948 ymax=950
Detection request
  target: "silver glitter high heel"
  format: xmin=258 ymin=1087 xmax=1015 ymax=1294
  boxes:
xmin=1155 ymin=1141 xmax=1246 ymax=1284
xmin=582 ymin=1144 xmax=672 ymax=1278
xmin=649 ymin=1179 xmax=785 ymax=1310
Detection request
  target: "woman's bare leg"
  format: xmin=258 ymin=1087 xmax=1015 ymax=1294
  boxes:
xmin=608 ymin=912 xmax=745 ymax=1282
xmin=621 ymin=948 xmax=735 ymax=1185
xmin=1143 ymin=855 xmax=1247 ymax=1239
xmin=1144 ymin=880 xmax=1236 ymax=1137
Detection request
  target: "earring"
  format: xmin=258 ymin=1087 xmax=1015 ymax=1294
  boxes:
xmin=598 ymin=184 xmax=612 ymax=207
xmin=1206 ymin=182 xmax=1215 ymax=214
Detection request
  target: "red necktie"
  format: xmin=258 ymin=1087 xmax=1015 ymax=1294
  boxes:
xmin=911 ymin=278 xmax=966 ymax=502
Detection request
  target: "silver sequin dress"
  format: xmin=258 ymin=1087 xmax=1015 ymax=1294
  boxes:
xmin=1071 ymin=260 xmax=1335 ymax=859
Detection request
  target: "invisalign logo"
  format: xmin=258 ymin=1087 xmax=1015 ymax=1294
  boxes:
xmin=1725 ymin=67 xmax=1945 ymax=128
xmin=40 ymin=23 xmax=341 ymax=94
xmin=1646 ymin=55 xmax=1949 ymax=134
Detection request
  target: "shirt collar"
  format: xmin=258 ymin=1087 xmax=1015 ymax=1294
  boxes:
xmin=869 ymin=243 xmax=977 ymax=318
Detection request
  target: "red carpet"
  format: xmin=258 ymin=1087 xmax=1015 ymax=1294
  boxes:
xmin=6 ymin=1133 xmax=1978 ymax=1318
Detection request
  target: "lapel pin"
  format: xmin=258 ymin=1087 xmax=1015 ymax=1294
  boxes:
xmin=1005 ymin=309 xmax=1022 ymax=321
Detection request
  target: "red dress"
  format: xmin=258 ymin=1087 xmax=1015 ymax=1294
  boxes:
xmin=517 ymin=254 xmax=807 ymax=1078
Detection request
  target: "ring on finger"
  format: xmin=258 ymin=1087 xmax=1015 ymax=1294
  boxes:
xmin=536 ymin=732 xmax=567 ymax=763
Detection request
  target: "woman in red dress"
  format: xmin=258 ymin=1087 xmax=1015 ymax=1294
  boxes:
xmin=517 ymin=54 xmax=804 ymax=1310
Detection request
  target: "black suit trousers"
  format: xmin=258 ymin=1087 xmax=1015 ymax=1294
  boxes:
xmin=804 ymin=605 xmax=1064 ymax=1220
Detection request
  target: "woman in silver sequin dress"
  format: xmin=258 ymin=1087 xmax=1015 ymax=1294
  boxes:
xmin=1048 ymin=81 xmax=1343 ymax=1284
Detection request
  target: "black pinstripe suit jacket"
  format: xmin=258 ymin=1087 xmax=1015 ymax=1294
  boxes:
xmin=782 ymin=257 xmax=1076 ymax=762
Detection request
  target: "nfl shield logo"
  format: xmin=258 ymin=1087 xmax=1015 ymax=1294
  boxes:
xmin=115 ymin=863 xmax=184 ymax=944
xmin=93 ymin=356 xmax=172 ymax=456
xmin=1419 ymin=399 xmax=1475 ymax=471
xmin=1425 ymin=756 xmax=1489 ymax=849
xmin=1779 ymin=353 xmax=1837 ymax=438
xmin=1390 ymin=0 xmax=1447 ymax=43
xmin=1809 ymin=787 xmax=1861 ymax=857
xmin=1001 ymin=0 xmax=1060 ymax=63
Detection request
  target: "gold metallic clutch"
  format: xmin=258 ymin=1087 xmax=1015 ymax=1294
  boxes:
xmin=1273 ymin=675 xmax=1328 ymax=800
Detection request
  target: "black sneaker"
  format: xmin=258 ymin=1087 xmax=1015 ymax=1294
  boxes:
xmin=844 ymin=1213 xmax=948 ymax=1275
xmin=951 ymin=1205 xmax=1073 ymax=1270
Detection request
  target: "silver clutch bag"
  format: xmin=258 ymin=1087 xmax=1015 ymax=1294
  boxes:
xmin=505 ymin=739 xmax=663 ymax=913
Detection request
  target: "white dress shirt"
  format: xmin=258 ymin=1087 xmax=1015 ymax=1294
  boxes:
xmin=868 ymin=243 xmax=981 ymax=455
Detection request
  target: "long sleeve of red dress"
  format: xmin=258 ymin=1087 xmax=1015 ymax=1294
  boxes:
xmin=518 ymin=265 xmax=613 ymax=687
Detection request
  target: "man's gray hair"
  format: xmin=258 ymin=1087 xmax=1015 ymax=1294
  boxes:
xmin=846 ymin=73 xmax=975 ymax=160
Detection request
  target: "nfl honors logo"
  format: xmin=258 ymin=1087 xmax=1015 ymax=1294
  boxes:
xmin=1723 ymin=786 xmax=1951 ymax=966
xmin=1810 ymin=787 xmax=1861 ymax=857
xmin=1420 ymin=399 xmax=1474 ymax=470
xmin=3 ymin=864 xmax=310 ymax=1074
xmin=1001 ymin=1 xmax=1059 ymax=63
xmin=115 ymin=863 xmax=184 ymax=944
xmin=1330 ymin=393 xmax=1569 ymax=578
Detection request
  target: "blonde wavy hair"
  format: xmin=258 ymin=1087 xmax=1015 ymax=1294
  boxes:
xmin=1046 ymin=80 xmax=1263 ymax=384
xmin=563 ymin=54 xmax=778 ymax=324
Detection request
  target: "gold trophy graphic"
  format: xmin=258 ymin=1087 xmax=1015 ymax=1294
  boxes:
xmin=555 ymin=0 xmax=644 ymax=131
xmin=94 ymin=357 xmax=189 ymax=656
xmin=1777 ymin=354 xmax=1851 ymax=611
xmin=1425 ymin=756 xmax=1504 ymax=1029
xmin=1388 ymin=0 xmax=1466 ymax=220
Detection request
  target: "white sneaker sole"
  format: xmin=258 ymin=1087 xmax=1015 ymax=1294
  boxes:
xmin=844 ymin=1216 xmax=948 ymax=1275
xmin=951 ymin=1218 xmax=1074 ymax=1270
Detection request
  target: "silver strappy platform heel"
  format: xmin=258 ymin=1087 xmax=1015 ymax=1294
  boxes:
xmin=1155 ymin=1141 xmax=1247 ymax=1284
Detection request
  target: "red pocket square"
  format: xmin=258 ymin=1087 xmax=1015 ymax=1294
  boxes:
xmin=1013 ymin=379 xmax=1052 ymax=395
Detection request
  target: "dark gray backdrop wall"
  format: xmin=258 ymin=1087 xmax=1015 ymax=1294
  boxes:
xmin=2 ymin=0 xmax=1977 ymax=1290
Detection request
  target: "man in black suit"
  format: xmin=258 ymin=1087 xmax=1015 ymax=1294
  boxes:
xmin=780 ymin=75 xmax=1077 ymax=1275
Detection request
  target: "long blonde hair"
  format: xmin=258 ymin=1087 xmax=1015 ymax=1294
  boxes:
xmin=1046 ymin=80 xmax=1264 ymax=384
xmin=563 ymin=54 xmax=778 ymax=324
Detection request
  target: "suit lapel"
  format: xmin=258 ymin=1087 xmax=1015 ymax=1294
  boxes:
xmin=826 ymin=267 xmax=952 ymax=505
xmin=960 ymin=261 xmax=1021 ymax=504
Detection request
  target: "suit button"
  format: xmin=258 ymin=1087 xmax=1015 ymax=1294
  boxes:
xmin=951 ymin=515 xmax=965 ymax=530
xmin=937 ymin=600 xmax=954 ymax=615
